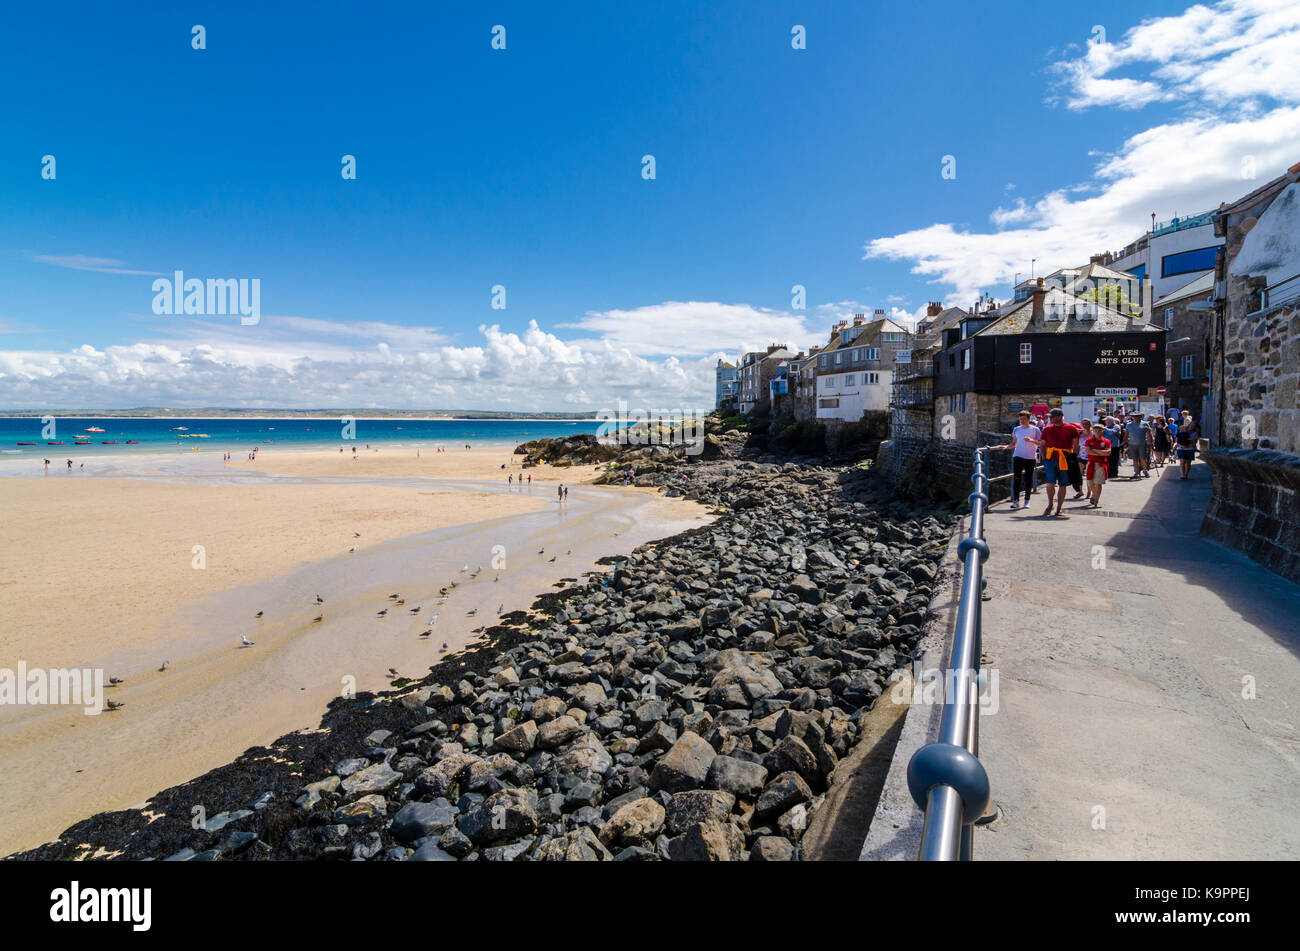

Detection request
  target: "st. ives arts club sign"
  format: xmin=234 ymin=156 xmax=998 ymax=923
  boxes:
xmin=1094 ymin=343 xmax=1156 ymax=366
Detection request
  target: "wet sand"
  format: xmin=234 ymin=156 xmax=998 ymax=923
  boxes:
xmin=0 ymin=449 xmax=708 ymax=855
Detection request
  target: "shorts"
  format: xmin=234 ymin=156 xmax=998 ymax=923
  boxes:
xmin=1126 ymin=445 xmax=1146 ymax=460
xmin=1042 ymin=456 xmax=1071 ymax=485
xmin=1087 ymin=466 xmax=1107 ymax=486
xmin=1176 ymin=447 xmax=1196 ymax=460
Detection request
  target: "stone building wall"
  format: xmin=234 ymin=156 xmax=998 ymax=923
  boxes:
xmin=1202 ymin=448 xmax=1300 ymax=583
xmin=1220 ymin=300 xmax=1299 ymax=453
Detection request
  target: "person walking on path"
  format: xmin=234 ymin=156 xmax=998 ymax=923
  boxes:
xmin=1124 ymin=413 xmax=1153 ymax=479
xmin=1039 ymin=409 xmax=1080 ymax=517
xmin=1083 ymin=422 xmax=1112 ymax=508
xmin=1065 ymin=419 xmax=1085 ymax=499
xmin=1174 ymin=418 xmax=1200 ymax=479
xmin=1103 ymin=416 xmax=1124 ymax=480
xmin=997 ymin=410 xmax=1042 ymax=510
xmin=1152 ymin=416 xmax=1172 ymax=467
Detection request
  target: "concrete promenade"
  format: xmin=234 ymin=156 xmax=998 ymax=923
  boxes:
xmin=862 ymin=455 xmax=1300 ymax=860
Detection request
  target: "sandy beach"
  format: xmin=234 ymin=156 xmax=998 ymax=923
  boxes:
xmin=0 ymin=447 xmax=708 ymax=855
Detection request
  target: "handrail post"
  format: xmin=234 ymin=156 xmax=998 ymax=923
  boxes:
xmin=907 ymin=445 xmax=995 ymax=860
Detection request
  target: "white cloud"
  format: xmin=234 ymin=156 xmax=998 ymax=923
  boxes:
xmin=0 ymin=316 xmax=778 ymax=411
xmin=866 ymin=0 xmax=1300 ymax=305
xmin=29 ymin=254 xmax=165 ymax=276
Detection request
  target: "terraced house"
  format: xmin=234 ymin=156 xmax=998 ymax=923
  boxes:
xmin=737 ymin=344 xmax=795 ymax=415
xmin=814 ymin=312 xmax=912 ymax=427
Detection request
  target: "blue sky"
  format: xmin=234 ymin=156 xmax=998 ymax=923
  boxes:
xmin=2 ymin=0 xmax=1298 ymax=409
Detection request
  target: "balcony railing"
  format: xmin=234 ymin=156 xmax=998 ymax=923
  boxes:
xmin=1263 ymin=273 xmax=1300 ymax=311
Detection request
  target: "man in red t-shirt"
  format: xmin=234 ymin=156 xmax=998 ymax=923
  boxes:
xmin=1082 ymin=422 xmax=1112 ymax=508
xmin=1039 ymin=408 xmax=1082 ymax=517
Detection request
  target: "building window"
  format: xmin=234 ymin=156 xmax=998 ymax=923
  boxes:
xmin=819 ymin=355 xmax=828 ymax=369
xmin=948 ymin=394 xmax=956 ymax=412
xmin=844 ymin=374 xmax=854 ymax=385
xmin=1181 ymin=355 xmax=1194 ymax=380
xmin=1164 ymin=308 xmax=1175 ymax=330
xmin=962 ymin=349 xmax=971 ymax=370
xmin=867 ymin=347 xmax=880 ymax=361
xmin=866 ymin=372 xmax=879 ymax=384
xmin=835 ymin=352 xmax=842 ymax=365
xmin=895 ymin=350 xmax=911 ymax=363
xmin=960 ymin=393 xmax=966 ymax=413
xmin=1019 ymin=342 xmax=1032 ymax=364
xmin=1161 ymin=246 xmax=1219 ymax=278
xmin=818 ymin=398 xmax=839 ymax=409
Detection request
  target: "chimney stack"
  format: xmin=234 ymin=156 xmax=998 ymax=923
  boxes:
xmin=873 ymin=308 xmax=886 ymax=319
xmin=1031 ymin=277 xmax=1046 ymax=324
xmin=926 ymin=301 xmax=943 ymax=317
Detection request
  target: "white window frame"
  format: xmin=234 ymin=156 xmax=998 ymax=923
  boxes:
xmin=1181 ymin=354 xmax=1194 ymax=380
xmin=1164 ymin=308 xmax=1175 ymax=330
xmin=866 ymin=372 xmax=879 ymax=384
xmin=844 ymin=374 xmax=855 ymax=385
xmin=962 ymin=349 xmax=971 ymax=370
xmin=1020 ymin=342 xmax=1032 ymax=364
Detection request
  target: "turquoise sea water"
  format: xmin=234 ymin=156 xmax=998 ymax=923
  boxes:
xmin=0 ymin=416 xmax=599 ymax=461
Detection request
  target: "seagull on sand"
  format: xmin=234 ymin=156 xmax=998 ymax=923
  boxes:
xmin=255 ymin=610 xmax=264 ymax=618
xmin=388 ymin=593 xmax=400 ymax=600
xmin=240 ymin=635 xmax=255 ymax=647
xmin=493 ymin=575 xmax=500 ymax=583
xmin=108 ymin=676 xmax=124 ymax=686
xmin=105 ymin=698 xmax=125 ymax=711
xmin=537 ymin=548 xmax=545 ymax=555
xmin=566 ymin=550 xmax=572 ymax=556
xmin=348 ymin=547 xmax=356 ymax=553
xmin=376 ymin=609 xmax=388 ymax=617
xmin=158 ymin=660 xmax=170 ymax=672
xmin=395 ymin=599 xmax=405 ymax=606
xmin=316 ymin=594 xmax=324 ymax=604
xmin=409 ymin=606 xmax=421 ymax=614
xmin=429 ymin=614 xmax=439 ymax=623
xmin=497 ymin=604 xmax=503 ymax=614
xmin=419 ymin=629 xmax=431 ymax=638
xmin=353 ymin=531 xmax=360 ymax=538
xmin=461 ymin=564 xmax=470 ymax=572
xmin=387 ymin=668 xmax=400 ymax=678
xmin=440 ymin=641 xmax=448 ymax=652
xmin=466 ymin=608 xmax=477 ymax=617
xmin=313 ymin=614 xmax=323 ymax=624
xmin=548 ymin=555 xmax=557 ymax=563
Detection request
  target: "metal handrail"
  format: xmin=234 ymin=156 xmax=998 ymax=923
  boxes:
xmin=906 ymin=445 xmax=995 ymax=860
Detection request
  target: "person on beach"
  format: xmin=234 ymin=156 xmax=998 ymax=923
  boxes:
xmin=1174 ymin=419 xmax=1199 ymax=479
xmin=564 ymin=486 xmax=569 ymax=501
xmin=558 ymin=483 xmax=564 ymax=502
xmin=1083 ymin=423 xmax=1112 ymax=507
xmin=67 ymin=458 xmax=72 ymax=470
xmin=44 ymin=458 xmax=49 ymax=473
xmin=1124 ymin=413 xmax=1152 ymax=479
xmin=1039 ymin=409 xmax=1080 ymax=517
xmin=997 ymin=410 xmax=1042 ymax=510
xmin=527 ymin=473 xmax=531 ymax=485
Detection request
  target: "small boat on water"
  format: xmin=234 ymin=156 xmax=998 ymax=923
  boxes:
xmin=101 ymin=441 xmax=118 ymax=444
xmin=48 ymin=441 xmax=64 ymax=445
xmin=172 ymin=426 xmax=188 ymax=431
xmin=125 ymin=440 xmax=140 ymax=444
xmin=16 ymin=442 xmax=36 ymax=446
xmin=74 ymin=441 xmax=91 ymax=445
xmin=83 ymin=426 xmax=106 ymax=433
